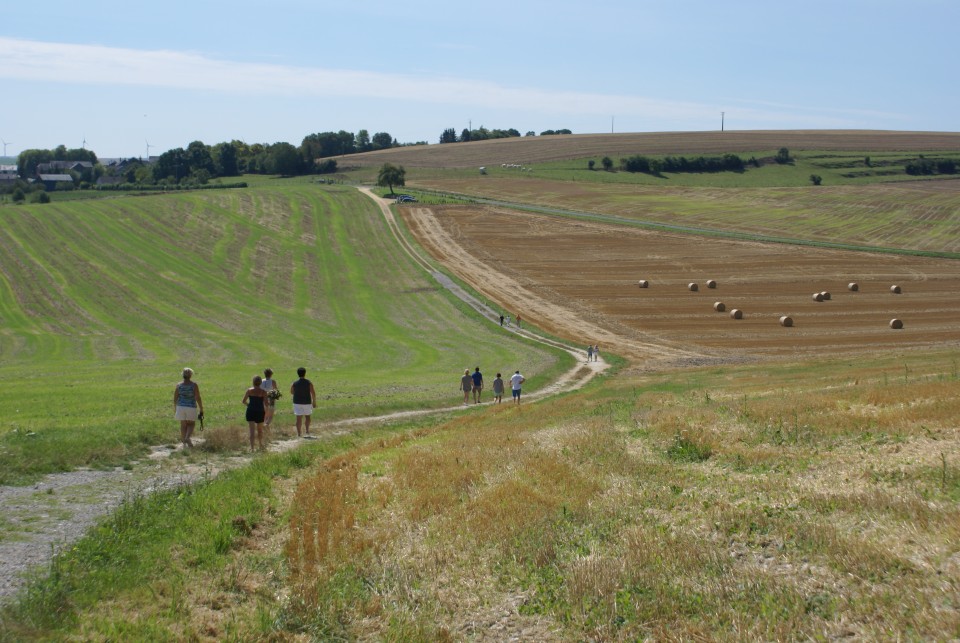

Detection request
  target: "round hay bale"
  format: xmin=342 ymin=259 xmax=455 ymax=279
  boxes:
xmin=713 ymin=301 xmax=726 ymax=312
xmin=688 ymin=282 xmax=699 ymax=292
xmin=730 ymin=309 xmax=743 ymax=320
xmin=706 ymin=279 xmax=717 ymax=289
xmin=821 ymin=291 xmax=831 ymax=301
xmin=848 ymin=282 xmax=859 ymax=292
xmin=638 ymin=280 xmax=649 ymax=288
xmin=779 ymin=315 xmax=794 ymax=327
xmin=889 ymin=318 xmax=903 ymax=329
xmin=812 ymin=292 xmax=824 ymax=302
xmin=890 ymin=284 xmax=902 ymax=294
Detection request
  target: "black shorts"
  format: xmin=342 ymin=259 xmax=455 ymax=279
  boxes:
xmin=246 ymin=407 xmax=265 ymax=423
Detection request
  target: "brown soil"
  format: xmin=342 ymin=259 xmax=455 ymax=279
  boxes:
xmin=400 ymin=204 xmax=960 ymax=368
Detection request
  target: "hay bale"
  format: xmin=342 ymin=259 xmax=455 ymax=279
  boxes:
xmin=889 ymin=318 xmax=903 ymax=329
xmin=848 ymin=282 xmax=859 ymax=292
xmin=730 ymin=309 xmax=743 ymax=319
xmin=779 ymin=315 xmax=794 ymax=327
xmin=820 ymin=291 xmax=831 ymax=300
xmin=890 ymin=284 xmax=902 ymax=294
xmin=713 ymin=301 xmax=726 ymax=312
xmin=706 ymin=279 xmax=717 ymax=289
xmin=638 ymin=280 xmax=649 ymax=288
xmin=812 ymin=292 xmax=824 ymax=302
xmin=688 ymin=282 xmax=699 ymax=292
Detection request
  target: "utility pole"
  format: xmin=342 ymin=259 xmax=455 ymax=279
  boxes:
xmin=611 ymin=116 xmax=614 ymax=133
xmin=721 ymin=112 xmax=725 ymax=132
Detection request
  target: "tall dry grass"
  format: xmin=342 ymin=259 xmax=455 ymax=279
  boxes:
xmin=282 ymin=352 xmax=960 ymax=639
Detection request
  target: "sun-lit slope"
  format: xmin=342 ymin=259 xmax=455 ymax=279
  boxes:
xmin=414 ymin=178 xmax=960 ymax=256
xmin=341 ymin=130 xmax=960 ymax=168
xmin=0 ymin=185 xmax=564 ymax=481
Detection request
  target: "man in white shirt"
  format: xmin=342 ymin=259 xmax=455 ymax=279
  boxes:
xmin=510 ymin=370 xmax=525 ymax=405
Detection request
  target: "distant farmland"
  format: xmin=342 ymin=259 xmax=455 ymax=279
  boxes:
xmin=340 ymin=130 xmax=960 ymax=168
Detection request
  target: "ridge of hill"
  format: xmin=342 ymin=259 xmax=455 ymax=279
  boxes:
xmin=339 ymin=130 xmax=960 ymax=168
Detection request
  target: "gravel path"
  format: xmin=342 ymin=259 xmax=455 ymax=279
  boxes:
xmin=0 ymin=188 xmax=610 ymax=605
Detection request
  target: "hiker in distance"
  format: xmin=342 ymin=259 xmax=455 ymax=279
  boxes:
xmin=173 ymin=367 xmax=203 ymax=448
xmin=510 ymin=370 xmax=525 ymax=405
xmin=290 ymin=367 xmax=317 ymax=438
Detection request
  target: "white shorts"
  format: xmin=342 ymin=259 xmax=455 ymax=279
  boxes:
xmin=293 ymin=403 xmax=313 ymax=416
xmin=175 ymin=406 xmax=198 ymax=421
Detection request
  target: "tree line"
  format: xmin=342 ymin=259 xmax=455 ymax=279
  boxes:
xmin=438 ymin=127 xmax=571 ymax=143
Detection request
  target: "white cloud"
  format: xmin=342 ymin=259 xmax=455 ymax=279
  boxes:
xmin=0 ymin=37 xmax=722 ymax=119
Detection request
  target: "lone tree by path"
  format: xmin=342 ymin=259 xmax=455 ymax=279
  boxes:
xmin=377 ymin=163 xmax=406 ymax=194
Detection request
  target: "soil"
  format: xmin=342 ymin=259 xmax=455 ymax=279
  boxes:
xmin=398 ymin=203 xmax=960 ymax=369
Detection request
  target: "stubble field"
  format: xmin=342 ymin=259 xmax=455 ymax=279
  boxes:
xmin=400 ymin=203 xmax=960 ymax=367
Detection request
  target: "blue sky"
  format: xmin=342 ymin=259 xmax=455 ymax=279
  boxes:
xmin=1 ymin=0 xmax=955 ymax=158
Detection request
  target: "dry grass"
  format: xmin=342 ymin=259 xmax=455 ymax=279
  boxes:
xmin=279 ymin=352 xmax=960 ymax=639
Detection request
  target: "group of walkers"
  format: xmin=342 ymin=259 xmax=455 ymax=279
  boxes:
xmin=497 ymin=313 xmax=522 ymax=329
xmin=586 ymin=344 xmax=601 ymax=362
xmin=459 ymin=367 xmax=526 ymax=406
xmin=175 ymin=361 xmax=531 ymax=451
xmin=173 ymin=366 xmax=318 ymax=452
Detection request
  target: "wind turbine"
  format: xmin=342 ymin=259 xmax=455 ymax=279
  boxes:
xmin=82 ymin=136 xmax=87 ymax=150
xmin=1 ymin=139 xmax=11 ymax=156
xmin=145 ymin=139 xmax=154 ymax=158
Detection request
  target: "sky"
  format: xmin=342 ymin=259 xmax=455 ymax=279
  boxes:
xmin=1 ymin=0 xmax=956 ymax=158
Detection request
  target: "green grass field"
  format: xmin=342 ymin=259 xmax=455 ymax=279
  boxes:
xmin=0 ymin=183 xmax=568 ymax=484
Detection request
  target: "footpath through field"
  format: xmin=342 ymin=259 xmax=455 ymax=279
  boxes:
xmin=0 ymin=187 xmax=609 ymax=603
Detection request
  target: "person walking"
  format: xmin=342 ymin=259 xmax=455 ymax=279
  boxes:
xmin=290 ymin=367 xmax=317 ymax=438
xmin=499 ymin=314 xmax=505 ymax=327
xmin=492 ymin=373 xmax=504 ymax=404
xmin=510 ymin=370 xmax=525 ymax=405
xmin=587 ymin=345 xmax=593 ymax=362
xmin=460 ymin=369 xmax=473 ymax=405
xmin=243 ymin=375 xmax=268 ymax=451
xmin=261 ymin=368 xmax=279 ymax=431
xmin=516 ymin=314 xmax=522 ymax=329
xmin=173 ymin=368 xmax=203 ymax=448
xmin=593 ymin=345 xmax=600 ymax=362
xmin=471 ymin=366 xmax=484 ymax=403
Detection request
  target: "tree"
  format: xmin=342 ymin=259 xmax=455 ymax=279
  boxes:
xmin=355 ymin=129 xmax=371 ymax=152
xmin=775 ymin=147 xmax=791 ymax=164
xmin=185 ymin=140 xmax=215 ymax=178
xmin=153 ymin=148 xmax=187 ymax=183
xmin=268 ymin=142 xmax=304 ymax=176
xmin=11 ymin=187 xmax=25 ymax=202
xmin=588 ymin=160 xmax=596 ymax=170
xmin=212 ymin=142 xmax=239 ymax=176
xmin=377 ymin=163 xmax=406 ymax=194
xmin=439 ymin=128 xmax=458 ymax=144
xmin=371 ymin=132 xmax=395 ymax=150
xmin=33 ymin=190 xmax=51 ymax=203
xmin=809 ymin=174 xmax=823 ymax=186
xmin=601 ymin=156 xmax=613 ymax=171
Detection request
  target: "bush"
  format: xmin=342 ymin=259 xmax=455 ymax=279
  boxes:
xmin=809 ymin=174 xmax=823 ymax=186
xmin=11 ymin=188 xmax=25 ymax=202
xmin=32 ymin=191 xmax=51 ymax=203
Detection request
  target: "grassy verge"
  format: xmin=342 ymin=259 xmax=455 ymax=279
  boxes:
xmin=276 ymin=349 xmax=960 ymax=640
xmin=0 ymin=418 xmax=445 ymax=640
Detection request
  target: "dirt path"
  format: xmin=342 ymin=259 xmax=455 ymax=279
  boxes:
xmin=0 ymin=188 xmax=610 ymax=603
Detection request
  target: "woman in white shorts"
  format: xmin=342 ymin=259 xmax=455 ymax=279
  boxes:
xmin=173 ymin=368 xmax=203 ymax=447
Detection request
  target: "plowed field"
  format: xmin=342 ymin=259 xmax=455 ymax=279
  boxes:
xmin=401 ymin=204 xmax=960 ymax=368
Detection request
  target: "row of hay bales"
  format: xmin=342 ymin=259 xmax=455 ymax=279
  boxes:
xmin=638 ymin=278 xmax=904 ymax=329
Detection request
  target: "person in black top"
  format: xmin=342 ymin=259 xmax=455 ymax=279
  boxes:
xmin=243 ymin=375 xmax=269 ymax=451
xmin=290 ymin=367 xmax=317 ymax=438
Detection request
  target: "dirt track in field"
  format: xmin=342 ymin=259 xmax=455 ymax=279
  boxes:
xmin=400 ymin=204 xmax=960 ymax=369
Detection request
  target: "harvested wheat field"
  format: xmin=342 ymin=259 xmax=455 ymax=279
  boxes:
xmin=401 ymin=204 xmax=960 ymax=367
